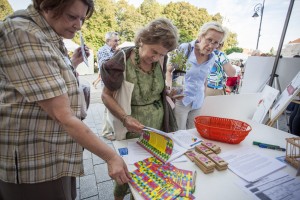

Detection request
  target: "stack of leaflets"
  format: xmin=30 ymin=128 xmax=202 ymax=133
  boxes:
xmin=130 ymin=157 xmax=196 ymax=200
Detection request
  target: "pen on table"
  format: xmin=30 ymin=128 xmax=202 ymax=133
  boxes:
xmin=257 ymin=144 xmax=286 ymax=151
xmin=190 ymin=140 xmax=202 ymax=147
xmin=253 ymin=141 xmax=280 ymax=149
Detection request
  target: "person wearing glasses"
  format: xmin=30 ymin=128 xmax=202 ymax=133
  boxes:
xmin=92 ymin=31 xmax=120 ymax=89
xmin=167 ymin=21 xmax=227 ymax=130
xmin=0 ymin=0 xmax=130 ymax=199
xmin=206 ymin=42 xmax=236 ymax=96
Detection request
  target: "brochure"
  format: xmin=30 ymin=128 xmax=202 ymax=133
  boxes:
xmin=137 ymin=127 xmax=202 ymax=163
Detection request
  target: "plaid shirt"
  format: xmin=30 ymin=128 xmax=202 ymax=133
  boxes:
xmin=97 ymin=44 xmax=114 ymax=69
xmin=0 ymin=5 xmax=84 ymax=184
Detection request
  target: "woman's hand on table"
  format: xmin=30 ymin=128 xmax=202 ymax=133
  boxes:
xmin=107 ymin=154 xmax=131 ymax=185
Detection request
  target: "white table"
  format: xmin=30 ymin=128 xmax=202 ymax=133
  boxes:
xmin=112 ymin=119 xmax=299 ymax=200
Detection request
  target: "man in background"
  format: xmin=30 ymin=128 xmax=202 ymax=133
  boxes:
xmin=92 ymin=32 xmax=119 ymax=88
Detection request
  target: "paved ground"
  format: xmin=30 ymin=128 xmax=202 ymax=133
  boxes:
xmin=76 ymin=74 xmax=130 ymax=200
xmin=76 ymin=73 xmax=290 ymax=200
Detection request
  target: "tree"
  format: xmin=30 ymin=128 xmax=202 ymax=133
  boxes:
xmin=212 ymin=13 xmax=223 ymax=23
xmin=74 ymin=0 xmax=118 ymax=53
xmin=223 ymin=31 xmax=238 ymax=50
xmin=0 ymin=0 xmax=13 ymax=20
xmin=269 ymin=47 xmax=275 ymax=55
xmin=116 ymin=0 xmax=145 ymax=42
xmin=139 ymin=0 xmax=163 ymax=22
xmin=163 ymin=2 xmax=212 ymax=43
xmin=225 ymin=47 xmax=243 ymax=55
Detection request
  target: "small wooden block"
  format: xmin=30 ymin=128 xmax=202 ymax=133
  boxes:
xmin=195 ymin=144 xmax=214 ymax=156
xmin=202 ymin=141 xmax=221 ymax=154
xmin=207 ymin=153 xmax=228 ymax=171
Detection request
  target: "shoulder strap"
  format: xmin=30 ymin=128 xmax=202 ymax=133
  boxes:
xmin=8 ymin=15 xmax=37 ymax=25
xmin=121 ymin=50 xmax=127 ymax=79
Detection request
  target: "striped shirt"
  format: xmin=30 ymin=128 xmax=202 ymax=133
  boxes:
xmin=0 ymin=5 xmax=84 ymax=184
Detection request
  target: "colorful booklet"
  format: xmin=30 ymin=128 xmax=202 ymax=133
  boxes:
xmin=137 ymin=127 xmax=202 ymax=163
xmin=137 ymin=127 xmax=185 ymax=163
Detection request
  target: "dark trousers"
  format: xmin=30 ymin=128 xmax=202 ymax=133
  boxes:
xmin=289 ymin=104 xmax=300 ymax=136
xmin=0 ymin=177 xmax=76 ymax=200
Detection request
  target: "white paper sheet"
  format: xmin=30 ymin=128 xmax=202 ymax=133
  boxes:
xmin=252 ymin=85 xmax=279 ymax=123
xmin=237 ymin=171 xmax=300 ymax=200
xmin=170 ymin=130 xmax=202 ymax=149
xmin=79 ymin=31 xmax=89 ymax=67
xmin=127 ymin=141 xmax=152 ymax=164
xmin=220 ymin=148 xmax=286 ymax=182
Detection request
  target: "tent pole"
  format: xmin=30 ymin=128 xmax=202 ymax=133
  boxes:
xmin=269 ymin=0 xmax=295 ymax=86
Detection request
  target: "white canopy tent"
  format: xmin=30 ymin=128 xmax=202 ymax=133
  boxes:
xmin=227 ymin=52 xmax=249 ymax=61
xmin=281 ymin=43 xmax=300 ymax=57
xmin=117 ymin=41 xmax=135 ymax=49
xmin=63 ymin=39 xmax=94 ymax=75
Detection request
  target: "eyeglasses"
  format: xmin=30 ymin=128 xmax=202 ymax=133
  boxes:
xmin=203 ymin=37 xmax=220 ymax=47
xmin=113 ymin=39 xmax=120 ymax=42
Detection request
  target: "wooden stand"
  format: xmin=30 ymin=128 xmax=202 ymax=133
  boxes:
xmin=266 ymin=92 xmax=300 ymax=127
xmin=265 ymin=71 xmax=300 ymax=128
xmin=285 ymin=137 xmax=300 ymax=170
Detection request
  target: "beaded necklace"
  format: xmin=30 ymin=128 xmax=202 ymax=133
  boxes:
xmin=134 ymin=46 xmax=157 ymax=101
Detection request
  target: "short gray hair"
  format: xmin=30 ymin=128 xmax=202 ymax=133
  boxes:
xmin=105 ymin=32 xmax=118 ymax=43
xmin=198 ymin=21 xmax=228 ymax=43
xmin=134 ymin=18 xmax=179 ymax=51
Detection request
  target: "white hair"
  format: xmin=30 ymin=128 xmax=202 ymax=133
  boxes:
xmin=198 ymin=21 xmax=228 ymax=43
xmin=105 ymin=32 xmax=118 ymax=43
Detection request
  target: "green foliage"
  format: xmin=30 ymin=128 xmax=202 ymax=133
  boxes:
xmin=71 ymin=0 xmax=239 ymax=60
xmin=3 ymin=0 xmax=241 ymax=63
xmin=74 ymin=0 xmax=118 ymax=53
xmin=0 ymin=0 xmax=13 ymax=20
xmin=139 ymin=0 xmax=163 ymax=22
xmin=225 ymin=47 xmax=243 ymax=55
xmin=116 ymin=0 xmax=145 ymax=42
xmin=269 ymin=47 xmax=275 ymax=55
xmin=223 ymin=31 xmax=238 ymax=50
xmin=212 ymin=13 xmax=223 ymax=23
xmin=169 ymin=49 xmax=192 ymax=71
xmin=163 ymin=2 xmax=212 ymax=43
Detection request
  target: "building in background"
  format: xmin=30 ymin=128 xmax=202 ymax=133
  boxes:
xmin=281 ymin=38 xmax=300 ymax=57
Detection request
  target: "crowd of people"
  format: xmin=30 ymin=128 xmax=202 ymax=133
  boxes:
xmin=1 ymin=0 xmax=297 ymax=200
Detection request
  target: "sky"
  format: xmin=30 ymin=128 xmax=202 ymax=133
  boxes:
xmin=7 ymin=0 xmax=300 ymax=53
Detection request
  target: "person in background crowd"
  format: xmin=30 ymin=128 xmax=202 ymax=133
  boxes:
xmin=92 ymin=31 xmax=120 ymax=89
xmin=289 ymin=103 xmax=300 ymax=136
xmin=93 ymin=32 xmax=120 ymax=140
xmin=0 ymin=1 xmax=130 ymax=199
xmin=251 ymin=49 xmax=261 ymax=56
xmin=101 ymin=18 xmax=179 ymax=200
xmin=206 ymin=42 xmax=236 ymax=96
xmin=167 ymin=21 xmax=227 ymax=130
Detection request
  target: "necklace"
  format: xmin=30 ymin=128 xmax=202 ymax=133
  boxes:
xmin=134 ymin=46 xmax=157 ymax=101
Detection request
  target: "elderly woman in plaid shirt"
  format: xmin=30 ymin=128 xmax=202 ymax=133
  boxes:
xmin=0 ymin=0 xmax=130 ymax=199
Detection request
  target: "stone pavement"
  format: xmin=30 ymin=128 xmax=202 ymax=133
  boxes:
xmin=76 ymin=73 xmax=290 ymax=200
xmin=76 ymin=73 xmax=130 ymax=200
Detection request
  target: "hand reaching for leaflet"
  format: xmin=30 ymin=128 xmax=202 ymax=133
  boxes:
xmin=123 ymin=115 xmax=144 ymax=135
xmin=106 ymin=154 xmax=131 ymax=185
